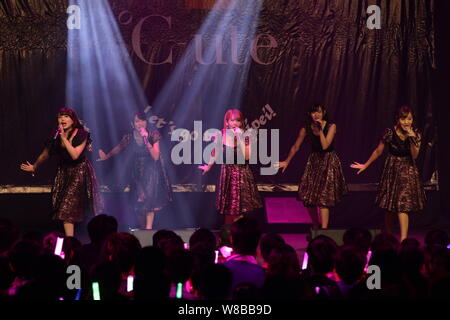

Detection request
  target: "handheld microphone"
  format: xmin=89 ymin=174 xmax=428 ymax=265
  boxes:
xmin=53 ymin=128 xmax=60 ymax=139
xmin=312 ymin=121 xmax=321 ymax=130
xmin=139 ymin=128 xmax=149 ymax=145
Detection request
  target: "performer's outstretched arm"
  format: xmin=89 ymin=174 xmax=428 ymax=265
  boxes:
xmin=275 ymin=127 xmax=307 ymax=173
xmin=97 ymin=135 xmax=130 ymax=161
xmin=20 ymin=147 xmax=50 ymax=176
xmin=351 ymin=140 xmax=385 ymax=174
xmin=198 ymin=133 xmax=218 ymax=175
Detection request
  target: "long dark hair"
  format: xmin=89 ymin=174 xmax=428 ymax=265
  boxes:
xmin=305 ymin=103 xmax=329 ymax=132
xmin=135 ymin=111 xmax=147 ymax=122
xmin=57 ymin=107 xmax=84 ymax=130
xmin=133 ymin=111 xmax=154 ymax=131
xmin=54 ymin=108 xmax=92 ymax=150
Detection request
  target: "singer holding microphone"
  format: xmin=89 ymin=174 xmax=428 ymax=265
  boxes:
xmin=351 ymin=106 xmax=426 ymax=241
xmin=97 ymin=111 xmax=172 ymax=229
xmin=276 ymin=104 xmax=348 ymax=230
xmin=20 ymin=108 xmax=103 ymax=237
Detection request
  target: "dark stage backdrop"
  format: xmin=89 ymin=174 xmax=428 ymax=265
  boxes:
xmin=0 ymin=0 xmax=438 ymax=191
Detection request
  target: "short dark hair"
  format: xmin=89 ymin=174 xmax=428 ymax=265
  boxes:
xmin=335 ymin=246 xmax=366 ymax=284
xmin=189 ymin=228 xmax=217 ymax=250
xmin=230 ymin=217 xmax=261 ymax=255
xmin=259 ymin=233 xmax=285 ymax=263
xmin=87 ymin=214 xmax=118 ymax=243
xmin=306 ymin=235 xmax=338 ymax=274
xmin=101 ymin=232 xmax=142 ymax=274
xmin=152 ymin=230 xmax=181 ymax=248
xmin=266 ymin=243 xmax=300 ymax=279
xmin=343 ymin=228 xmax=372 ymax=253
xmin=371 ymin=233 xmax=400 ymax=253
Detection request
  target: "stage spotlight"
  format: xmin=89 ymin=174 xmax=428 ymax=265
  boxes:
xmin=66 ymin=0 xmax=150 ymax=228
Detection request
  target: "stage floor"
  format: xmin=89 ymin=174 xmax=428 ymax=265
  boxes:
xmin=1 ymin=183 xmax=448 ymax=246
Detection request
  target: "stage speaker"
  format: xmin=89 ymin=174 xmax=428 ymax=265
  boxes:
xmin=130 ymin=229 xmax=221 ymax=247
xmin=310 ymin=229 xmax=381 ymax=246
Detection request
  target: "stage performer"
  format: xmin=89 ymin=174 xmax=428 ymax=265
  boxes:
xmin=351 ymin=105 xmax=425 ymax=241
xmin=199 ymin=109 xmax=263 ymax=225
xmin=97 ymin=111 xmax=172 ymax=229
xmin=20 ymin=108 xmax=103 ymax=237
xmin=276 ymin=104 xmax=348 ymax=230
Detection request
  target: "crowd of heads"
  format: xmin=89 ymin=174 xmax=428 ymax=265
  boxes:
xmin=1 ymin=216 xmax=449 ymax=300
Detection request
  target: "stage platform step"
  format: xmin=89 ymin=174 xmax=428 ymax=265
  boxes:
xmin=0 ymin=182 xmax=439 ymax=194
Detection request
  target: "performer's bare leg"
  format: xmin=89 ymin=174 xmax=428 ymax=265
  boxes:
xmin=319 ymin=207 xmax=329 ymax=229
xmin=63 ymin=222 xmax=74 ymax=237
xmin=145 ymin=212 xmax=154 ymax=229
xmin=398 ymin=212 xmax=409 ymax=242
xmin=307 ymin=207 xmax=320 ymax=230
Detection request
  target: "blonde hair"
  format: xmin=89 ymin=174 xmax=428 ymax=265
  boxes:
xmin=223 ymin=109 xmax=244 ymax=129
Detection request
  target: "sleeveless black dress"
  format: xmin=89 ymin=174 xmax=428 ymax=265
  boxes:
xmin=118 ymin=128 xmax=172 ymax=214
xmin=375 ymin=128 xmax=426 ymax=212
xmin=297 ymin=122 xmax=348 ymax=207
xmin=215 ymin=137 xmax=263 ymax=215
xmin=47 ymin=129 xmax=103 ymax=223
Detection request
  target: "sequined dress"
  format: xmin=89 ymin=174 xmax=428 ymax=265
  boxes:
xmin=119 ymin=129 xmax=172 ymax=214
xmin=47 ymin=129 xmax=103 ymax=223
xmin=297 ymin=123 xmax=348 ymax=207
xmin=375 ymin=128 xmax=426 ymax=212
xmin=215 ymin=140 xmax=263 ymax=215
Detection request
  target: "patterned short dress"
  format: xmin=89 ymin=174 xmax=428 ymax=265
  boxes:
xmin=215 ymin=139 xmax=263 ymax=216
xmin=48 ymin=129 xmax=103 ymax=223
xmin=375 ymin=128 xmax=426 ymax=212
xmin=297 ymin=123 xmax=348 ymax=207
xmin=118 ymin=128 xmax=173 ymax=215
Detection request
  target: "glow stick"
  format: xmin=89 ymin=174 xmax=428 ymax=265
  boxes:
xmin=127 ymin=275 xmax=134 ymax=292
xmin=75 ymin=288 xmax=82 ymax=300
xmin=214 ymin=250 xmax=219 ymax=264
xmin=364 ymin=250 xmax=372 ymax=272
xmin=176 ymin=282 xmax=183 ymax=299
xmin=301 ymin=252 xmax=309 ymax=270
xmin=92 ymin=282 xmax=100 ymax=300
xmin=54 ymin=237 xmax=64 ymax=258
